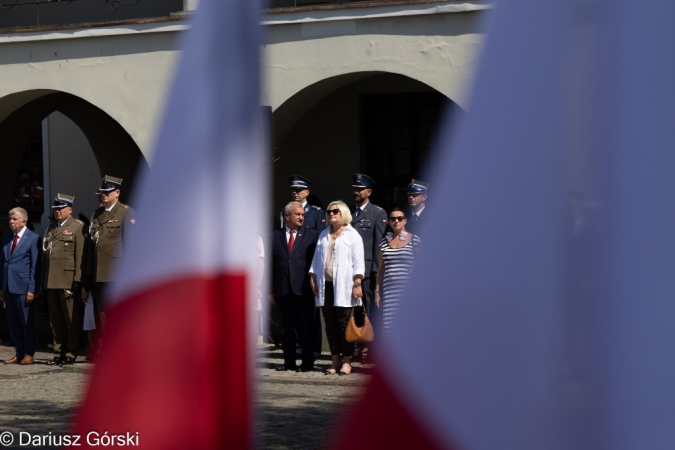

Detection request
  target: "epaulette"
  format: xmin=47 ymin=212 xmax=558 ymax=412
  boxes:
xmin=121 ymin=204 xmax=129 ymax=209
xmin=73 ymin=219 xmax=84 ymax=225
xmin=310 ymin=205 xmax=322 ymax=211
xmin=371 ymin=204 xmax=385 ymax=211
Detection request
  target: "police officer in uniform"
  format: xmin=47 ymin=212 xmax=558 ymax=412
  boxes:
xmin=43 ymin=194 xmax=86 ymax=365
xmin=280 ymin=176 xmax=325 ymax=231
xmin=350 ymin=174 xmax=387 ymax=345
xmin=89 ymin=176 xmax=136 ymax=330
xmin=405 ymin=179 xmax=430 ymax=238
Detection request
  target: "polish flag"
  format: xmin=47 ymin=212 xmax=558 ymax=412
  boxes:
xmin=73 ymin=0 xmax=267 ymax=448
xmin=337 ymin=0 xmax=675 ymax=449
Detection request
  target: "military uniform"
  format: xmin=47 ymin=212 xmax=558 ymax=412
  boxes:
xmin=43 ymin=194 xmax=86 ymax=362
xmin=89 ymin=176 xmax=136 ymax=329
xmin=90 ymin=202 xmax=135 ymax=283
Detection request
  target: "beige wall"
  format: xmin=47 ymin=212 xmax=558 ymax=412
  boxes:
xmin=0 ymin=24 xmax=182 ymax=161
xmin=264 ymin=8 xmax=485 ymax=111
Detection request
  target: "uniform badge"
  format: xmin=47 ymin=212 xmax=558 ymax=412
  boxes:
xmin=63 ymin=230 xmax=73 ymax=235
xmin=64 ymin=243 xmax=69 ymax=247
xmin=382 ymin=219 xmax=387 ymax=224
xmin=321 ymin=219 xmax=326 ymax=224
xmin=130 ymin=218 xmax=136 ymax=225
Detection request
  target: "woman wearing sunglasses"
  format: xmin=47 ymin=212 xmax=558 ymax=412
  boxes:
xmin=374 ymin=207 xmax=422 ymax=338
xmin=310 ymin=201 xmax=365 ymax=375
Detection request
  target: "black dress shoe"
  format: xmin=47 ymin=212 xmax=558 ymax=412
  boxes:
xmin=47 ymin=357 xmax=63 ymax=366
xmin=298 ymin=365 xmax=314 ymax=372
xmin=61 ymin=357 xmax=76 ymax=365
xmin=275 ymin=365 xmax=297 ymax=372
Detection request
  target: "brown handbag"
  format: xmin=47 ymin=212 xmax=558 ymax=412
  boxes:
xmin=345 ymin=306 xmax=374 ymax=343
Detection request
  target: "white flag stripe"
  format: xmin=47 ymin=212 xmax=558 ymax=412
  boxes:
xmin=111 ymin=1 xmax=267 ymax=303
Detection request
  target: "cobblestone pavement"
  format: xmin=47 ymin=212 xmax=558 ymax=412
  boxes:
xmin=0 ymin=342 xmax=372 ymax=449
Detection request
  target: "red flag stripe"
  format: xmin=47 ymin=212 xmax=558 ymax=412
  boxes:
xmin=330 ymin=367 xmax=451 ymax=450
xmin=73 ymin=274 xmax=249 ymax=449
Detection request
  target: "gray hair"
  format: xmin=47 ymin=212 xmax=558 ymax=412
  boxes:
xmin=284 ymin=201 xmax=303 ymax=216
xmin=8 ymin=207 xmax=28 ymax=222
xmin=326 ymin=200 xmax=352 ymax=225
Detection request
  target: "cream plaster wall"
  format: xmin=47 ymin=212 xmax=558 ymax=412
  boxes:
xmin=0 ymin=4 xmax=486 ymax=163
xmin=0 ymin=24 xmax=182 ymax=162
xmin=263 ymin=9 xmax=484 ymax=111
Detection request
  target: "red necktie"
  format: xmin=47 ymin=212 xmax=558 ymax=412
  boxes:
xmin=288 ymin=230 xmax=295 ymax=253
xmin=10 ymin=234 xmax=19 ymax=257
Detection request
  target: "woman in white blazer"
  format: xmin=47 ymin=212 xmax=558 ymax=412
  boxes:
xmin=310 ymin=200 xmax=365 ymax=375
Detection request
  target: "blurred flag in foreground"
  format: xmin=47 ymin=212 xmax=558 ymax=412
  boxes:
xmin=338 ymin=0 xmax=675 ymax=449
xmin=73 ymin=0 xmax=266 ymax=448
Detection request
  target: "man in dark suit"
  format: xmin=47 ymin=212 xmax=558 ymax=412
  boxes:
xmin=350 ymin=174 xmax=387 ymax=317
xmin=0 ymin=207 xmax=40 ymax=365
xmin=269 ymin=201 xmax=320 ymax=372
xmin=406 ymin=179 xmax=430 ymax=238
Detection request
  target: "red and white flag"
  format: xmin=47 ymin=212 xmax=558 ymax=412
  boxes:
xmin=73 ymin=0 xmax=266 ymax=448
xmin=337 ymin=0 xmax=675 ymax=449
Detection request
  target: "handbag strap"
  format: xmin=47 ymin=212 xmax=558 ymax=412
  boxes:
xmin=351 ymin=305 xmax=369 ymax=318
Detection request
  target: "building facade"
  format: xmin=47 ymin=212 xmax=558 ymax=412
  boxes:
xmin=0 ymin=0 xmax=489 ymax=232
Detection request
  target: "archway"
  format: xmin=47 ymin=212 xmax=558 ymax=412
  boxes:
xmin=271 ymin=72 xmax=460 ymax=216
xmin=0 ymin=91 xmax=148 ymax=232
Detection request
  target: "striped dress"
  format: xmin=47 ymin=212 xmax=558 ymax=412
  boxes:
xmin=379 ymin=234 xmax=422 ymax=336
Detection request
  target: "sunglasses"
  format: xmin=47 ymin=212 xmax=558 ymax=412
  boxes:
xmin=389 ymin=216 xmax=405 ymax=222
xmin=327 ymin=209 xmax=341 ymax=215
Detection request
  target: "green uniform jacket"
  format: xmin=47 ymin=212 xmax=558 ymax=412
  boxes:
xmin=90 ymin=202 xmax=136 ymax=283
xmin=43 ymin=217 xmax=86 ymax=290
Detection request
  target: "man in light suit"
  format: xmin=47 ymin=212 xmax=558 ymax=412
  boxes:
xmin=0 ymin=207 xmax=40 ymax=365
xmin=269 ymin=201 xmax=320 ymax=372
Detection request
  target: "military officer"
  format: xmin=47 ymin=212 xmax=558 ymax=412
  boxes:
xmin=43 ymin=194 xmax=86 ymax=365
xmin=279 ymin=176 xmax=325 ymax=231
xmin=406 ymin=179 xmax=430 ymax=238
xmin=350 ymin=174 xmax=387 ymax=315
xmin=89 ymin=175 xmax=136 ymax=330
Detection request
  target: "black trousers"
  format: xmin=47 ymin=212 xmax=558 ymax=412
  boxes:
xmin=321 ymin=282 xmax=354 ymax=357
xmin=276 ymin=293 xmax=316 ymax=368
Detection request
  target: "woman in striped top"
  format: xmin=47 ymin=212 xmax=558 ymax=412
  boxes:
xmin=374 ymin=207 xmax=421 ymax=337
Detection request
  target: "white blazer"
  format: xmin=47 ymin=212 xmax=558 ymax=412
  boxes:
xmin=310 ymin=224 xmax=365 ymax=307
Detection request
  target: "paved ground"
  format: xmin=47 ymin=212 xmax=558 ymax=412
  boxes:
xmin=0 ymin=341 xmax=371 ymax=449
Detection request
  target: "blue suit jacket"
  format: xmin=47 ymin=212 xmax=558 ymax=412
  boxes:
xmin=1 ymin=228 xmax=39 ymax=295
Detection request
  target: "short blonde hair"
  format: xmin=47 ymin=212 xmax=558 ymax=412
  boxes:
xmin=326 ymin=200 xmax=352 ymax=225
xmin=8 ymin=207 xmax=28 ymax=222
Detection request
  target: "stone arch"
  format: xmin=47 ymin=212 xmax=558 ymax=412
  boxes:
xmin=0 ymin=90 xmax=148 ymax=218
xmin=271 ymin=71 xmax=461 ymax=214
xmin=272 ymin=70 xmax=461 ymax=148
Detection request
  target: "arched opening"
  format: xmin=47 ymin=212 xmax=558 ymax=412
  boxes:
xmin=271 ymin=72 xmax=460 ymax=216
xmin=0 ymin=91 xmax=149 ymax=233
